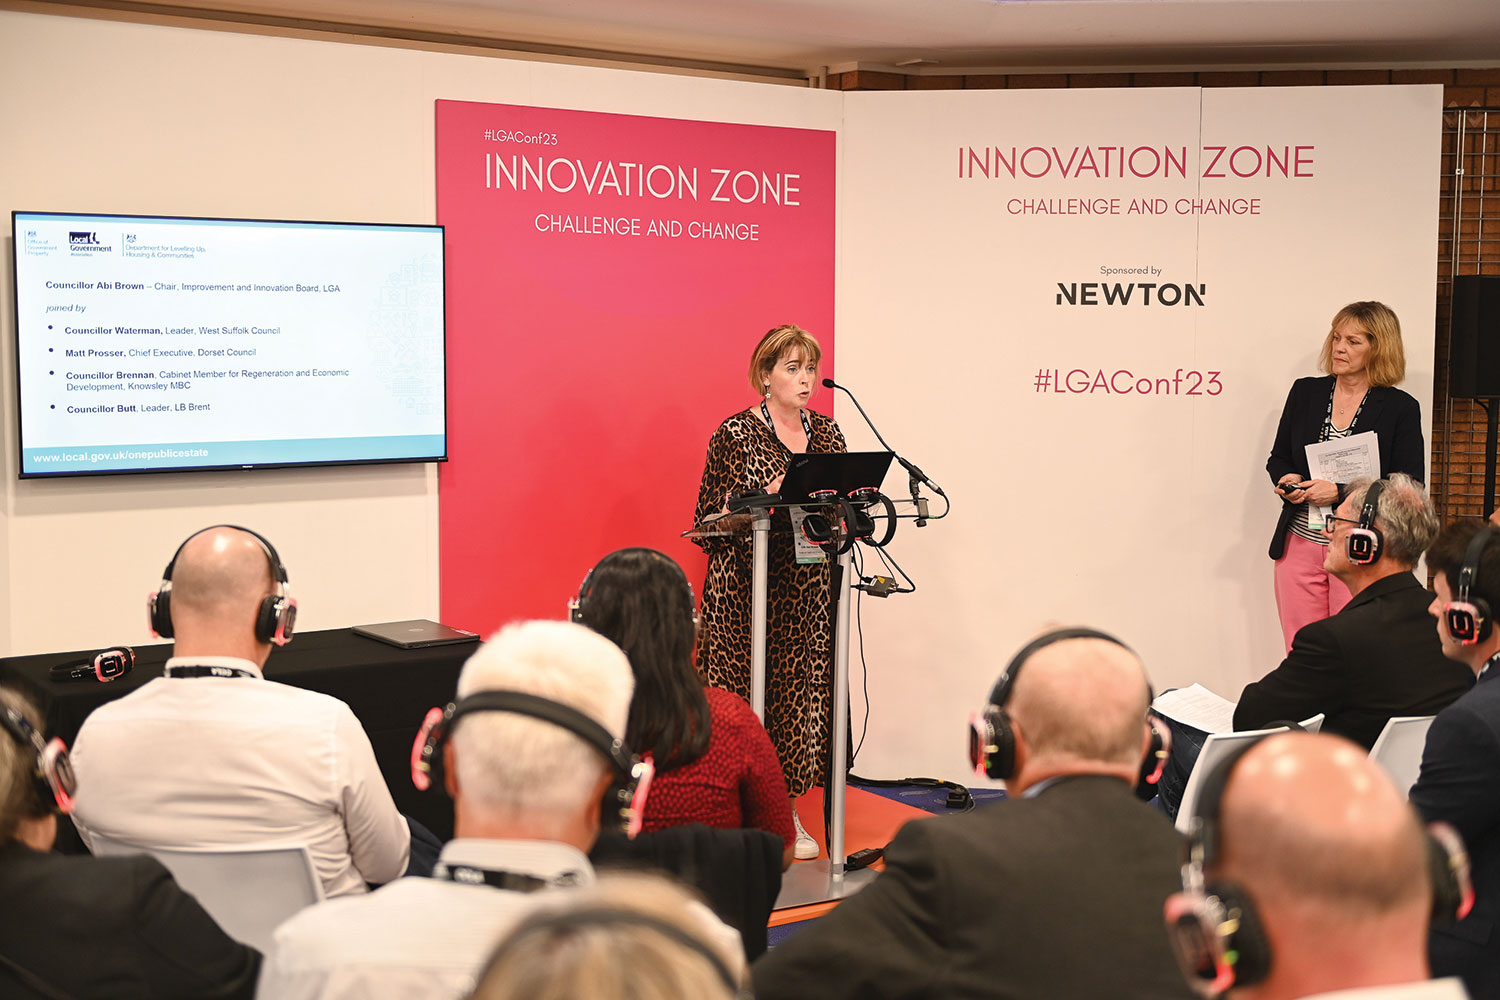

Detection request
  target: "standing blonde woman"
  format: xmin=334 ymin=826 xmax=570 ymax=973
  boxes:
xmin=1266 ymin=301 xmax=1425 ymax=650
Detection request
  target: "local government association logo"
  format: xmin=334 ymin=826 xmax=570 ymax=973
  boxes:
xmin=68 ymin=231 xmax=112 ymax=253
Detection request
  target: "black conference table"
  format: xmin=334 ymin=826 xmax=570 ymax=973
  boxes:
xmin=0 ymin=627 xmax=475 ymax=846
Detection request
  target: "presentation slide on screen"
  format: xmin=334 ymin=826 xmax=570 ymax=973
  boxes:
xmin=13 ymin=213 xmax=446 ymax=475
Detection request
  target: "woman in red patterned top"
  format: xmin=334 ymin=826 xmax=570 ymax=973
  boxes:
xmin=571 ymin=548 xmax=796 ymax=869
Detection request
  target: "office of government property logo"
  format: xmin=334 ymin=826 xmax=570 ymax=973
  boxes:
xmin=68 ymin=231 xmax=113 ymax=253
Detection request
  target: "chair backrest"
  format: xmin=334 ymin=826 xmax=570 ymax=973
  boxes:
xmin=590 ymin=824 xmax=783 ymax=960
xmin=88 ymin=834 xmax=324 ymax=952
xmin=1298 ymin=712 xmax=1325 ymax=733
xmin=1369 ymin=715 xmax=1438 ymax=799
xmin=1175 ymin=727 xmax=1291 ymax=834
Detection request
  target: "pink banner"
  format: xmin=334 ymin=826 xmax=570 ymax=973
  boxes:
xmin=436 ymin=100 xmax=836 ymax=633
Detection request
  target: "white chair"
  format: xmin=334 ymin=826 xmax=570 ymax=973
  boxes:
xmin=1369 ymin=715 xmax=1438 ymax=799
xmin=1175 ymin=727 xmax=1292 ymax=834
xmin=1298 ymin=712 xmax=1325 ymax=734
xmin=87 ymin=834 xmax=324 ymax=952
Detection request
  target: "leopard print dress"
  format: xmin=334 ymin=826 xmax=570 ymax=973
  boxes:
xmin=692 ymin=407 xmax=847 ymax=798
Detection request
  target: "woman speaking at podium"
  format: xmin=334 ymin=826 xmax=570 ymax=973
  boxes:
xmin=691 ymin=324 xmax=846 ymax=861
xmin=1266 ymin=301 xmax=1424 ymax=650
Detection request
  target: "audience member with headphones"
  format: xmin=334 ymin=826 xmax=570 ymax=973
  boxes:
xmin=1234 ymin=475 xmax=1472 ymax=749
xmin=1166 ymin=729 xmax=1472 ymax=1000
xmin=70 ymin=525 xmax=418 ymax=898
xmin=753 ymin=627 xmax=1196 ymax=1000
xmin=0 ymin=684 xmax=262 ymax=1000
xmin=569 ymin=547 xmax=797 ymax=869
xmin=260 ymin=619 xmax=705 ymax=1000
xmin=1410 ymin=517 xmax=1500 ymax=997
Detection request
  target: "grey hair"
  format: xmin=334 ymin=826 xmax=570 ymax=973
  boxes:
xmin=450 ymin=620 xmax=633 ymax=826
xmin=1343 ymin=473 xmax=1437 ymax=567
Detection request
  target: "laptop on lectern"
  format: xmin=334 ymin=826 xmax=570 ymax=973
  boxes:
xmin=778 ymin=451 xmax=895 ymax=504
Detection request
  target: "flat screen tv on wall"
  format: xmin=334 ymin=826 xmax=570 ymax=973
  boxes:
xmin=12 ymin=211 xmax=447 ymax=478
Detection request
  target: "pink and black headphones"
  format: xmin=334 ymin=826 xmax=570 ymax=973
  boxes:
xmin=148 ymin=525 xmax=297 ymax=646
xmin=967 ymin=627 xmax=1170 ymax=790
xmin=1444 ymin=525 xmax=1496 ymax=646
xmin=411 ymin=690 xmax=654 ymax=838
xmin=1343 ymin=479 xmax=1387 ymax=566
xmin=0 ymin=703 xmax=75 ymax=815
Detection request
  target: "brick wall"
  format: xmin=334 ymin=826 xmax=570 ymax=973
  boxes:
xmin=831 ymin=68 xmax=1500 ymax=519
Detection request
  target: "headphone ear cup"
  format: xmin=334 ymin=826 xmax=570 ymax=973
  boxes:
xmin=604 ymin=757 xmax=655 ymax=838
xmin=1428 ymin=822 xmax=1475 ymax=926
xmin=986 ymin=708 xmax=1017 ymax=781
xmin=255 ymin=596 xmax=279 ymax=645
xmin=802 ymin=513 xmax=832 ymax=543
xmin=1345 ymin=525 xmax=1383 ymax=565
xmin=411 ymin=705 xmax=450 ymax=793
xmin=149 ymin=588 xmax=173 ymax=639
xmin=1475 ymin=598 xmax=1495 ymax=643
xmin=1207 ymin=881 xmax=1273 ymax=988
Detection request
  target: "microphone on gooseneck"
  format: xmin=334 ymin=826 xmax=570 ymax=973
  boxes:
xmin=821 ymin=378 xmax=945 ymax=497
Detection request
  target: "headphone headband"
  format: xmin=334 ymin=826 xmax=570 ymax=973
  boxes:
xmin=969 ymin=627 xmax=1137 ymax=783
xmin=987 ymin=627 xmax=1130 ymax=709
xmin=160 ymin=524 xmax=289 ymax=585
xmin=411 ymin=689 xmax=654 ymax=837
xmin=1456 ymin=526 xmax=1495 ymax=604
xmin=149 ymin=525 xmax=296 ymax=646
xmin=447 ymin=691 xmax=634 ymax=776
xmin=570 ymin=548 xmax=696 ymax=627
xmin=1358 ymin=479 xmax=1385 ymax=530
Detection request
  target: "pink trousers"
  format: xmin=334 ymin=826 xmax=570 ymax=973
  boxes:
xmin=1273 ymin=531 xmax=1352 ymax=653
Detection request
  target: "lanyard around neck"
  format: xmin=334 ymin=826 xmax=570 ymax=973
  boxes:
xmin=429 ymin=860 xmax=585 ymax=891
xmin=1325 ymin=381 xmax=1369 ymax=433
xmin=761 ymin=401 xmax=814 ymax=455
xmin=165 ymin=664 xmax=256 ymax=679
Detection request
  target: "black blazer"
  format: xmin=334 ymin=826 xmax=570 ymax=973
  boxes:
xmin=0 ymin=843 xmax=260 ymax=1000
xmin=1234 ymin=572 xmax=1473 ymax=749
xmin=751 ymin=776 xmax=1195 ymax=1000
xmin=1411 ymin=667 xmax=1500 ymax=999
xmin=1265 ymin=376 xmax=1425 ymax=559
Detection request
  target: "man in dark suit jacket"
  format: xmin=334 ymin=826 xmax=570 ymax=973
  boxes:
xmin=752 ymin=630 xmax=1194 ymax=1000
xmin=0 ymin=685 xmax=260 ymax=999
xmin=1410 ymin=518 xmax=1500 ymax=997
xmin=1168 ymin=731 xmax=1459 ymax=998
xmin=1236 ymin=475 xmax=1472 ymax=749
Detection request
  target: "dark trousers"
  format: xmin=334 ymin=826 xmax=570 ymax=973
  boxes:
xmin=1147 ymin=711 xmax=1209 ymax=821
xmin=402 ymin=814 xmax=444 ymax=879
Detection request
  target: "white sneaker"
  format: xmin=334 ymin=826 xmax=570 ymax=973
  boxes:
xmin=791 ymin=808 xmax=819 ymax=860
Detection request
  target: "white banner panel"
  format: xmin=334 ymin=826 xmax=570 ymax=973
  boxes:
xmin=836 ymin=85 xmax=1442 ymax=782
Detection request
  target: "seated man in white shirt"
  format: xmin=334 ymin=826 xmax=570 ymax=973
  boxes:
xmin=70 ymin=525 xmax=412 ymax=897
xmin=258 ymin=619 xmax=672 ymax=1000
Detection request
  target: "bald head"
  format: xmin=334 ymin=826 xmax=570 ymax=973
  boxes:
xmin=1007 ymin=634 xmax=1151 ymax=777
xmin=1217 ymin=732 xmax=1429 ymax=920
xmin=167 ymin=527 xmax=277 ymax=657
